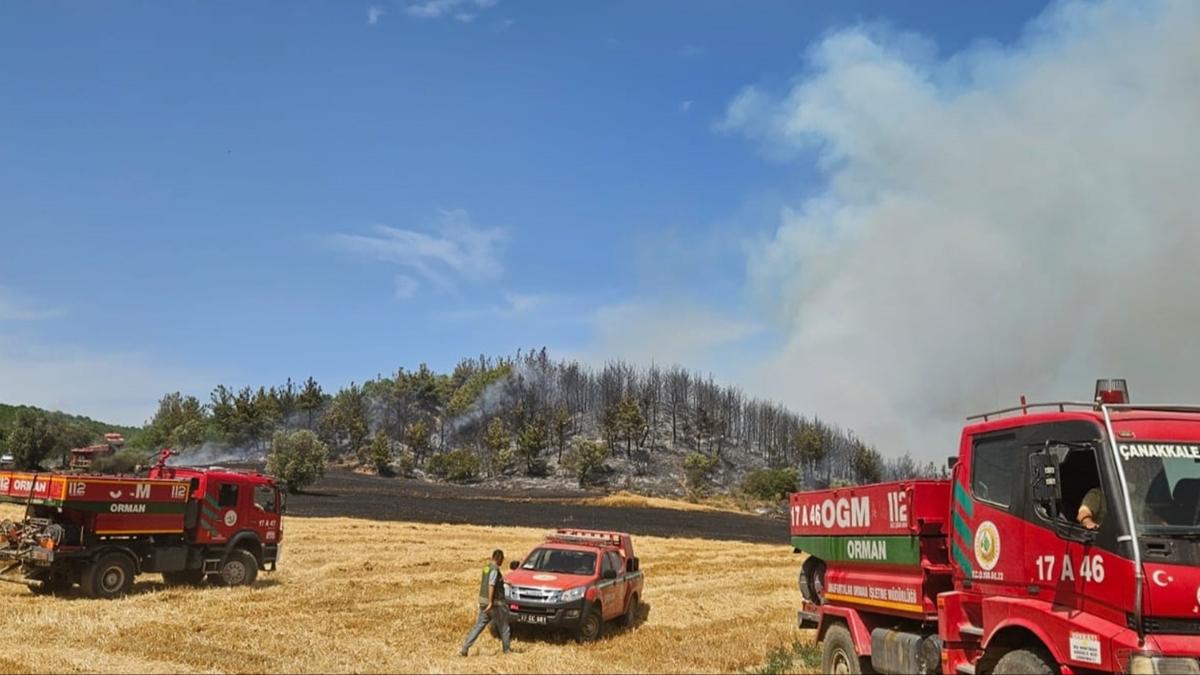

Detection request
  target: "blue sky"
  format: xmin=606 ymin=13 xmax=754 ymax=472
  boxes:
xmin=1 ymin=0 xmax=1077 ymax=430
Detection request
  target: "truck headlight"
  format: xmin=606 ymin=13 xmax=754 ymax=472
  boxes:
xmin=560 ymin=586 xmax=586 ymax=603
xmin=1129 ymin=654 xmax=1200 ymax=675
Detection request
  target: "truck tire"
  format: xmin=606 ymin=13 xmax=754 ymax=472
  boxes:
xmin=162 ymin=569 xmax=206 ymax=587
xmin=621 ymin=594 xmax=640 ymax=628
xmin=210 ymin=549 xmax=258 ymax=587
xmin=822 ymin=623 xmax=873 ymax=675
xmin=82 ymin=553 xmax=135 ymax=599
xmin=800 ymin=557 xmax=826 ymax=605
xmin=575 ymin=605 xmax=604 ymax=643
xmin=991 ymin=648 xmax=1055 ymax=675
xmin=29 ymin=570 xmax=72 ymax=596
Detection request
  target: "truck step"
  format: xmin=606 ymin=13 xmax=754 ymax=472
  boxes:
xmin=956 ymin=664 xmax=977 ymax=675
xmin=958 ymin=623 xmax=984 ymax=638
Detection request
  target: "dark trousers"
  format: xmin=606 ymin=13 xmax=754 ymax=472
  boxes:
xmin=461 ymin=604 xmax=511 ymax=654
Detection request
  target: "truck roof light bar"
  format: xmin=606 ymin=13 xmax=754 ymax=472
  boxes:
xmin=546 ymin=529 xmax=625 ymax=548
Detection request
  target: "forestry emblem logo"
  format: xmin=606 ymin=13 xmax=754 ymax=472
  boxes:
xmin=974 ymin=521 xmax=1001 ymax=571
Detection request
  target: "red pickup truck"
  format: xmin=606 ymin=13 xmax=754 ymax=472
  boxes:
xmin=504 ymin=528 xmax=644 ymax=641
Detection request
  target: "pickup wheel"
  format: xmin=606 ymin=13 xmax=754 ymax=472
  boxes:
xmin=822 ymin=623 xmax=872 ymax=674
xmin=210 ymin=549 xmax=258 ymax=587
xmin=991 ymin=648 xmax=1055 ymax=675
xmin=162 ymin=569 xmax=207 ymax=587
xmin=82 ymin=553 xmax=135 ymax=599
xmin=620 ymin=594 xmax=639 ymax=627
xmin=575 ymin=605 xmax=604 ymax=643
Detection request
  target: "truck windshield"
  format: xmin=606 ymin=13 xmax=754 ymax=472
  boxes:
xmin=1117 ymin=443 xmax=1200 ymax=533
xmin=521 ymin=548 xmax=596 ymax=575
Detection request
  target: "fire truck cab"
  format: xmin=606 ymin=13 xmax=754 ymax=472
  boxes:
xmin=1 ymin=450 xmax=284 ymax=598
xmin=793 ymin=380 xmax=1200 ymax=674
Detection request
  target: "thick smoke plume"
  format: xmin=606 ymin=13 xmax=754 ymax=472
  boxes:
xmin=723 ymin=0 xmax=1200 ymax=459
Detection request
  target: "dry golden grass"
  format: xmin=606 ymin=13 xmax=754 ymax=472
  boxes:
xmin=574 ymin=490 xmax=731 ymax=512
xmin=573 ymin=491 xmax=781 ymax=516
xmin=0 ymin=503 xmax=810 ymax=674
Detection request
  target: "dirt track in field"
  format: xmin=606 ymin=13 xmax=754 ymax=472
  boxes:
xmin=286 ymin=469 xmax=787 ymax=544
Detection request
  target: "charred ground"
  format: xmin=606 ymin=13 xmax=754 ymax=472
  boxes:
xmin=286 ymin=468 xmax=787 ymax=544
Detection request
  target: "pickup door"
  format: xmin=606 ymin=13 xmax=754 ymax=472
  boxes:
xmin=598 ymin=550 xmax=627 ymax=619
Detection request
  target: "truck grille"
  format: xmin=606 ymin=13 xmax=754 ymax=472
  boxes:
xmin=1129 ymin=614 xmax=1200 ymax=636
xmin=509 ymin=585 xmax=558 ymax=603
xmin=512 ymin=604 xmax=557 ymax=616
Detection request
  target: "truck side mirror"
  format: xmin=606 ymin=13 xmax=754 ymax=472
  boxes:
xmin=602 ymin=569 xmax=617 ymax=580
xmin=1029 ymin=452 xmax=1062 ymax=509
xmin=509 ymin=561 xmax=519 ymax=570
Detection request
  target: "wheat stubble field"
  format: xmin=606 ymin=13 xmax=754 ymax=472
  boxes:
xmin=0 ymin=503 xmax=809 ymax=673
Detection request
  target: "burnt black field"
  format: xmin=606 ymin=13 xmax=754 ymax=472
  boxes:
xmin=286 ymin=468 xmax=787 ymax=544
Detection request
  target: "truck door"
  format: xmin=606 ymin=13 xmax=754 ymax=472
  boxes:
xmin=252 ymin=483 xmax=282 ymax=543
xmin=1016 ymin=421 xmax=1127 ymax=629
xmin=201 ymin=479 xmax=243 ymax=543
xmin=599 ymin=551 xmax=626 ymax=619
xmin=956 ymin=431 xmax=1026 ymax=597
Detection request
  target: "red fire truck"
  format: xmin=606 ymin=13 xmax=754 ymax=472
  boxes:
xmin=791 ymin=380 xmax=1200 ymax=674
xmin=0 ymin=449 xmax=283 ymax=598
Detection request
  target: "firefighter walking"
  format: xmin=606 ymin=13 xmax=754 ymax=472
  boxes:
xmin=459 ymin=549 xmax=512 ymax=656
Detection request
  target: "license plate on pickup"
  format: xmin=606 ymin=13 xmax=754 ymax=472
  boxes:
xmin=516 ymin=614 xmax=549 ymax=625
xmin=30 ymin=548 xmax=54 ymax=563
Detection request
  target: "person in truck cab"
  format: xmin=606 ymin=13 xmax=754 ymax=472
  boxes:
xmin=1077 ymin=486 xmax=1105 ymax=529
xmin=459 ymin=549 xmax=511 ymax=657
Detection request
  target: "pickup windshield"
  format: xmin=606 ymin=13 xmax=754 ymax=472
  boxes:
xmin=521 ymin=548 xmax=596 ymax=575
xmin=1116 ymin=442 xmax=1200 ymax=532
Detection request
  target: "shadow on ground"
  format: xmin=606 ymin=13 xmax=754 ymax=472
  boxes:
xmin=489 ymin=601 xmax=654 ymax=646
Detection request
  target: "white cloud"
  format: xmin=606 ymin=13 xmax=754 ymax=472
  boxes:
xmin=0 ymin=335 xmax=213 ymax=426
xmin=394 ymin=275 xmax=419 ymax=299
xmin=0 ymin=287 xmax=60 ymax=321
xmin=720 ymin=0 xmax=1200 ymax=459
xmin=589 ymin=301 xmax=762 ymax=370
xmin=679 ymin=100 xmax=693 ymax=113
xmin=439 ymin=291 xmax=578 ymax=322
xmin=367 ymin=5 xmax=386 ymax=24
xmin=404 ymin=0 xmax=498 ymax=20
xmin=501 ymin=292 xmax=548 ymax=315
xmin=328 ymin=209 xmax=507 ymax=297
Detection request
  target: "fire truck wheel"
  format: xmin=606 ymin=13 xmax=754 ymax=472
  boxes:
xmin=821 ymin=624 xmax=873 ymax=675
xmin=620 ymin=594 xmax=639 ymax=627
xmin=162 ymin=569 xmax=206 ymax=587
xmin=574 ymin=605 xmax=604 ymax=643
xmin=211 ymin=549 xmax=259 ymax=587
xmin=991 ymin=648 xmax=1055 ymax=675
xmin=82 ymin=553 xmax=135 ymax=599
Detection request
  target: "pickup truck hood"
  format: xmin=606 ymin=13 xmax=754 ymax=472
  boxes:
xmin=506 ymin=568 xmax=593 ymax=590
